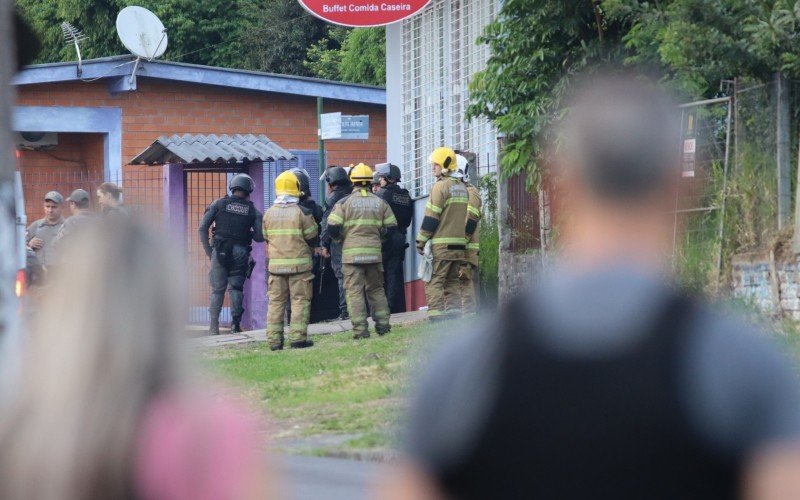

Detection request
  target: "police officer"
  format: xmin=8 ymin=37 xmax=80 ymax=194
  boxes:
xmin=415 ymin=147 xmax=478 ymax=321
xmin=291 ymin=168 xmax=323 ymax=228
xmin=327 ymin=163 xmax=397 ymax=339
xmin=263 ymin=171 xmax=319 ymax=351
xmin=198 ymin=173 xmax=264 ymax=335
xmin=319 ymin=166 xmax=353 ymax=320
xmin=375 ymin=163 xmax=413 ymax=314
xmin=454 ymin=155 xmax=482 ymax=315
xmin=53 ymin=189 xmax=95 ymax=254
xmin=371 ymin=172 xmax=382 ymax=194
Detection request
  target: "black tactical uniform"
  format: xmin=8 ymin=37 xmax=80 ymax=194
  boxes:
xmin=198 ymin=174 xmax=264 ymax=335
xmin=376 ymin=163 xmax=413 ymax=313
xmin=320 ymin=166 xmax=353 ymax=319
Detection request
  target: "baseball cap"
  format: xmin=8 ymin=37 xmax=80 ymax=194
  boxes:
xmin=67 ymin=189 xmax=90 ymax=204
xmin=44 ymin=191 xmax=63 ymax=204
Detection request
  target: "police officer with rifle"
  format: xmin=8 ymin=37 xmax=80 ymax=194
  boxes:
xmin=199 ymin=173 xmax=264 ymax=335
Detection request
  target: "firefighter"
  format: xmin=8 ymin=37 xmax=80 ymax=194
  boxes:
xmin=415 ymin=147 xmax=477 ymax=321
xmin=375 ymin=163 xmax=413 ymax=314
xmin=319 ymin=166 xmax=353 ymax=320
xmin=198 ymin=174 xmax=264 ymax=335
xmin=454 ymin=154 xmax=482 ymax=315
xmin=327 ymin=163 xmax=397 ymax=339
xmin=263 ymin=171 xmax=319 ymax=351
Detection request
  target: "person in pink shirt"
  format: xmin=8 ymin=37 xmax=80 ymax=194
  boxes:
xmin=0 ymin=218 xmax=281 ymax=500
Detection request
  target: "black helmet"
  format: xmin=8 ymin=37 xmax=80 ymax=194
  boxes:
xmin=389 ymin=164 xmax=402 ymax=182
xmin=229 ymin=173 xmax=254 ymax=194
xmin=325 ymin=166 xmax=350 ymax=187
xmin=375 ymin=162 xmax=401 ymax=182
xmin=290 ymin=168 xmax=311 ymax=198
xmin=372 ymin=172 xmax=382 ymax=185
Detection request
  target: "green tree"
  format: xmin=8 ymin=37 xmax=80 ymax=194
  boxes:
xmin=305 ymin=27 xmax=385 ymax=86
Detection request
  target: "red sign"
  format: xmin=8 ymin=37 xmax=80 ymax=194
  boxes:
xmin=298 ymin=0 xmax=431 ymax=27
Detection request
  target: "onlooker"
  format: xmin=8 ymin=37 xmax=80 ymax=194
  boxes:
xmin=0 ymin=218 xmax=278 ymax=500
xmin=388 ymin=73 xmax=800 ymax=500
xmin=54 ymin=188 xmax=94 ymax=249
xmin=25 ymin=191 xmax=64 ymax=273
xmin=97 ymin=182 xmax=128 ymax=216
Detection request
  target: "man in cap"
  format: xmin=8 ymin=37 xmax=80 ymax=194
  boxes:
xmin=263 ymin=171 xmax=318 ymax=351
xmin=453 ymin=153 xmax=482 ymax=315
xmin=415 ymin=147 xmax=477 ymax=321
xmin=53 ymin=189 xmax=95 ymax=251
xmin=389 ymin=73 xmax=800 ymax=500
xmin=327 ymin=163 xmax=396 ymax=339
xmin=198 ymin=173 xmax=264 ymax=335
xmin=375 ymin=163 xmax=413 ymax=314
xmin=319 ymin=166 xmax=354 ymax=320
xmin=26 ymin=191 xmax=65 ymax=277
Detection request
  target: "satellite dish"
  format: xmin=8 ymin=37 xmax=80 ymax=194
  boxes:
xmin=116 ymin=6 xmax=167 ymax=60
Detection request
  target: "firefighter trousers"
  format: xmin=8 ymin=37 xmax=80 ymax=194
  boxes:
xmin=458 ymin=262 xmax=479 ymax=315
xmin=343 ymin=263 xmax=391 ymax=337
xmin=425 ymin=258 xmax=462 ymax=319
xmin=266 ymin=271 xmax=313 ymax=347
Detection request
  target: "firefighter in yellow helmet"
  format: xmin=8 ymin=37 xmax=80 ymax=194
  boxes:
xmin=263 ymin=170 xmax=319 ymax=351
xmin=415 ymin=147 xmax=478 ymax=320
xmin=327 ymin=163 xmax=397 ymax=338
xmin=454 ymin=153 xmax=482 ymax=315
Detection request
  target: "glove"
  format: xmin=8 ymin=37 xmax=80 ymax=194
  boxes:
xmin=416 ymin=244 xmax=424 ymax=255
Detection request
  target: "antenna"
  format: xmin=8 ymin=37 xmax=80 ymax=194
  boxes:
xmin=116 ymin=6 xmax=168 ymax=85
xmin=61 ymin=21 xmax=87 ymax=77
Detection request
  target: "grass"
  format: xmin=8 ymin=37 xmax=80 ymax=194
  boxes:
xmin=204 ymin=321 xmax=452 ymax=457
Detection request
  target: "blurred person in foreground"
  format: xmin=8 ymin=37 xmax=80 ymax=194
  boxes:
xmin=0 ymin=218 xmax=278 ymax=500
xmin=97 ymin=181 xmax=128 ymax=217
xmin=384 ymin=73 xmax=800 ymax=500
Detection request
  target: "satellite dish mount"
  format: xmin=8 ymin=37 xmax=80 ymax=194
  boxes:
xmin=115 ymin=6 xmax=168 ymax=85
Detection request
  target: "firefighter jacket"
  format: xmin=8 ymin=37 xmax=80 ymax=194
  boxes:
xmin=327 ymin=187 xmax=398 ymax=264
xmin=465 ymin=182 xmax=482 ymax=267
xmin=262 ymin=201 xmax=319 ymax=275
xmin=416 ymin=176 xmax=475 ymax=261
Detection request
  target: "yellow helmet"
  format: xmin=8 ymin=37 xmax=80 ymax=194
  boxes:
xmin=275 ymin=170 xmax=300 ymax=197
xmin=349 ymin=162 xmax=374 ymax=184
xmin=429 ymin=147 xmax=457 ymax=173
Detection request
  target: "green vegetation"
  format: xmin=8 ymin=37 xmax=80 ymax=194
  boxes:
xmin=205 ymin=322 xmax=451 ymax=456
xmin=478 ymin=173 xmax=499 ymax=304
xmin=15 ymin=0 xmax=386 ymax=84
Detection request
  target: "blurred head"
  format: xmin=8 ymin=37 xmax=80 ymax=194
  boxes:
xmin=0 ymin=218 xmax=187 ymax=499
xmin=555 ymin=72 xmax=680 ymax=268
xmin=97 ymin=182 xmax=122 ymax=209
xmin=43 ymin=191 xmax=63 ymax=222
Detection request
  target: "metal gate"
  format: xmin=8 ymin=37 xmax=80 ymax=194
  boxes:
xmin=185 ymin=167 xmax=244 ymax=325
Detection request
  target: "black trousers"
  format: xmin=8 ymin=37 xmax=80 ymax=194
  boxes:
xmin=209 ymin=244 xmax=249 ymax=325
xmin=383 ymin=246 xmax=407 ymax=314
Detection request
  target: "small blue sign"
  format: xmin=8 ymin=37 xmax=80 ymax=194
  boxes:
xmin=341 ymin=115 xmax=369 ymax=140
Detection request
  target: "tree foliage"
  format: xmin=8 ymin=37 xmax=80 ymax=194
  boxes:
xmin=470 ymin=0 xmax=800 ymax=179
xmin=306 ymin=27 xmax=385 ymax=86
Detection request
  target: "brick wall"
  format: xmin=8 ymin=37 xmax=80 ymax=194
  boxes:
xmin=16 ymin=79 xmax=387 ymax=169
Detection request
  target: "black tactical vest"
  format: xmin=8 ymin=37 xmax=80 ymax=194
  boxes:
xmin=439 ymin=293 xmax=740 ymax=500
xmin=379 ymin=184 xmax=413 ymax=231
xmin=212 ymin=196 xmax=256 ymax=245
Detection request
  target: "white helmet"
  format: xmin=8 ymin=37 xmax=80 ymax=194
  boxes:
xmin=453 ymin=154 xmax=468 ymax=181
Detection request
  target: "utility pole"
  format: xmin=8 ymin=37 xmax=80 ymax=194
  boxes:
xmin=317 ymin=97 xmax=326 ymax=209
xmin=777 ymin=72 xmax=791 ymax=229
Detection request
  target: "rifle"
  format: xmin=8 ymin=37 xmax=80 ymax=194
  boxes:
xmin=246 ymin=255 xmax=256 ymax=279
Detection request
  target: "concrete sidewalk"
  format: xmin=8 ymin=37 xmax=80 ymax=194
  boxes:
xmin=196 ymin=310 xmax=428 ymax=348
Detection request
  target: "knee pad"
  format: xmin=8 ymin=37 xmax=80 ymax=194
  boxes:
xmin=230 ymin=285 xmax=244 ymax=292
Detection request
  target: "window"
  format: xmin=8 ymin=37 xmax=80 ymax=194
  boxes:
xmin=401 ymin=0 xmax=498 ymax=198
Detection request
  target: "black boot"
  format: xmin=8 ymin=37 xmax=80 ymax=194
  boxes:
xmin=270 ymin=343 xmax=284 ymax=351
xmin=231 ymin=321 xmax=242 ymax=333
xmin=209 ymin=319 xmax=220 ymax=336
xmin=290 ymin=339 xmax=314 ymax=349
xmin=353 ymin=331 xmax=370 ymax=340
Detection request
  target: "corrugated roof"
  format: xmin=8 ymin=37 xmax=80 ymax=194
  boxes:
xmin=130 ymin=134 xmax=296 ymax=165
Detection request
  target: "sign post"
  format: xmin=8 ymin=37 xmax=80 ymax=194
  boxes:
xmin=317 ymin=97 xmax=327 ymax=207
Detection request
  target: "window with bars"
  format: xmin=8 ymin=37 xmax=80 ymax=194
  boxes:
xmin=262 ymin=151 xmax=321 ymax=208
xmin=401 ymin=0 xmax=499 ymax=198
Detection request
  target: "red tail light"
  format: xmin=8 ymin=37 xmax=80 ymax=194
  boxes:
xmin=15 ymin=269 xmax=25 ymax=297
